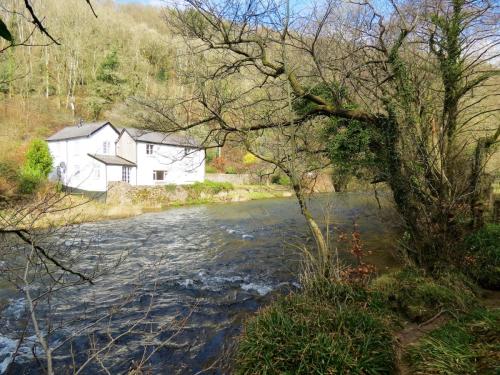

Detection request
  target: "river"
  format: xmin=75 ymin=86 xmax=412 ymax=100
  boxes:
xmin=0 ymin=193 xmax=400 ymax=374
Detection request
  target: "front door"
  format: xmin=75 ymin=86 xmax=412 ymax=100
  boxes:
xmin=122 ymin=166 xmax=131 ymax=183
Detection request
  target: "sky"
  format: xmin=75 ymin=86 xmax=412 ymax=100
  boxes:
xmin=115 ymin=0 xmax=311 ymax=9
xmin=115 ymin=0 xmax=171 ymax=6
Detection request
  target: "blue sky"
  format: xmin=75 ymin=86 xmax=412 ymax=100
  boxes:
xmin=116 ymin=0 xmax=165 ymax=5
xmin=115 ymin=0 xmax=310 ymax=8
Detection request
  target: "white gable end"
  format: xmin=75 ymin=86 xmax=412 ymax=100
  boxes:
xmin=47 ymin=122 xmax=205 ymax=192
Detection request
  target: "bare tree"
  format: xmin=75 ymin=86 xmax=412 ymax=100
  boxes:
xmin=136 ymin=0 xmax=499 ymax=268
xmin=0 ymin=189 xmax=193 ymax=374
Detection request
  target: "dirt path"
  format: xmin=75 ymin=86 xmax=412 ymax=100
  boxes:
xmin=395 ymin=289 xmax=500 ymax=375
xmin=394 ymin=313 xmax=450 ymax=375
xmin=480 ymin=289 xmax=500 ymax=308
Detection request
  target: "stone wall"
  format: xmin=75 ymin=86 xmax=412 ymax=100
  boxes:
xmin=205 ymin=173 xmax=260 ymax=185
xmin=302 ymin=173 xmax=335 ymax=193
xmin=107 ymin=182 xmax=190 ymax=206
xmin=106 ymin=181 xmax=291 ymax=207
xmin=206 ymin=172 xmax=335 ymax=192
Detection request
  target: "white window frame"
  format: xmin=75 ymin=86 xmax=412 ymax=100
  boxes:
xmin=122 ymin=166 xmax=131 ymax=183
xmin=103 ymin=141 xmax=110 ymax=154
xmin=153 ymin=170 xmax=166 ymax=181
xmin=146 ymin=144 xmax=154 ymax=155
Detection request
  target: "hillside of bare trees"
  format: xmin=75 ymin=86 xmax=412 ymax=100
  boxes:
xmin=0 ymin=1 xmax=193 ymax=196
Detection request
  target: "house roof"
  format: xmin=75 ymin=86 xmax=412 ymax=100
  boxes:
xmin=119 ymin=127 xmax=201 ymax=148
xmin=46 ymin=121 xmax=202 ymax=148
xmin=46 ymin=122 xmax=119 ymax=141
xmin=88 ymin=154 xmax=136 ymax=166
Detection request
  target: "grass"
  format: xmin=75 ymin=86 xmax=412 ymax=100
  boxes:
xmin=236 ymin=281 xmax=396 ymax=375
xmin=407 ymin=308 xmax=500 ymax=374
xmin=163 ymin=184 xmax=177 ymax=193
xmin=205 ymin=165 xmax=218 ymax=173
xmin=463 ymin=223 xmax=500 ymax=290
xmin=18 ymin=182 xmax=290 ymax=228
xmin=190 ymin=180 xmax=234 ymax=194
xmin=235 ymin=267 xmax=488 ymax=375
xmin=247 ymin=191 xmax=275 ymax=200
xmin=370 ymin=268 xmax=477 ymax=323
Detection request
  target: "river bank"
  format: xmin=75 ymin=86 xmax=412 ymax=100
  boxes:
xmin=235 ymin=268 xmax=500 ymax=375
xmin=234 ymin=221 xmax=500 ymax=374
xmin=31 ymin=181 xmax=294 ymax=227
xmin=0 ymin=193 xmax=401 ymax=373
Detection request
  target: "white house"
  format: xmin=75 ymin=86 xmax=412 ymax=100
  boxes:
xmin=46 ymin=121 xmax=205 ymax=192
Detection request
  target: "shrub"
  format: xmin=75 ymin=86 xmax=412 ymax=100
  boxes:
xmin=303 ymin=278 xmax=387 ymax=312
xmin=225 ymin=166 xmax=237 ymax=174
xmin=18 ymin=166 xmax=44 ymax=194
xmin=278 ymin=175 xmax=290 ymax=185
xmin=211 ymin=156 xmax=226 ymax=172
xmin=164 ymin=184 xmax=177 ymax=193
xmin=370 ymin=268 xmax=477 ymax=323
xmin=236 ymin=290 xmax=395 ymax=375
xmin=271 ymin=175 xmax=290 ymax=185
xmin=205 ymin=149 xmax=216 ymax=163
xmin=190 ymin=181 xmax=233 ymax=195
xmin=16 ymin=139 xmax=53 ymax=195
xmin=25 ymin=139 xmax=53 ymax=177
xmin=242 ymin=152 xmax=257 ymax=165
xmin=407 ymin=308 xmax=500 ymax=375
xmin=463 ymin=224 xmax=500 ymax=290
xmin=205 ymin=165 xmax=217 ymax=173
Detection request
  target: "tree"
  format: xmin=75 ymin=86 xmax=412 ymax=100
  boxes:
xmin=18 ymin=139 xmax=53 ymax=194
xmin=137 ymin=0 xmax=499 ymax=269
xmin=25 ymin=139 xmax=53 ymax=177
xmin=0 ymin=0 xmax=97 ymax=49
xmin=0 ymin=190 xmax=187 ymax=374
xmin=0 ymin=2 xmax=194 ymax=373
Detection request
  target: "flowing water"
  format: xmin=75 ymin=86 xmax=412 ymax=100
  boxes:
xmin=0 ymin=193 xmax=400 ymax=374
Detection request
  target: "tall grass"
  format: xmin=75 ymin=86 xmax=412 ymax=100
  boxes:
xmin=370 ymin=268 xmax=478 ymax=323
xmin=236 ymin=219 xmax=397 ymax=374
xmin=462 ymin=223 xmax=500 ymax=290
xmin=407 ymin=308 xmax=500 ymax=374
xmin=236 ymin=285 xmax=396 ymax=375
xmin=234 ymin=200 xmax=491 ymax=374
xmin=190 ymin=181 xmax=234 ymax=194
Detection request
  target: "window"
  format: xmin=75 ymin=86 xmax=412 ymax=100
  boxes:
xmin=103 ymin=141 xmax=110 ymax=154
xmin=146 ymin=144 xmax=154 ymax=155
xmin=153 ymin=170 xmax=166 ymax=181
xmin=94 ymin=166 xmax=101 ymax=180
xmin=122 ymin=166 xmax=131 ymax=183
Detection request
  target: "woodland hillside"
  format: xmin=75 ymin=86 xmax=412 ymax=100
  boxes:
xmin=0 ymin=1 xmax=499 ymax=373
xmin=0 ymin=0 xmax=198 ymax=195
xmin=0 ymin=0 xmax=498 ymax=198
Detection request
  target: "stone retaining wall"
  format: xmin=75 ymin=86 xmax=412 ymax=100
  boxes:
xmin=206 ymin=173 xmax=335 ymax=192
xmin=106 ymin=181 xmax=291 ymax=207
xmin=205 ymin=173 xmax=259 ymax=185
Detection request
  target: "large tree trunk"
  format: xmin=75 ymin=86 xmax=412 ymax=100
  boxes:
xmin=291 ymin=182 xmax=331 ymax=276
